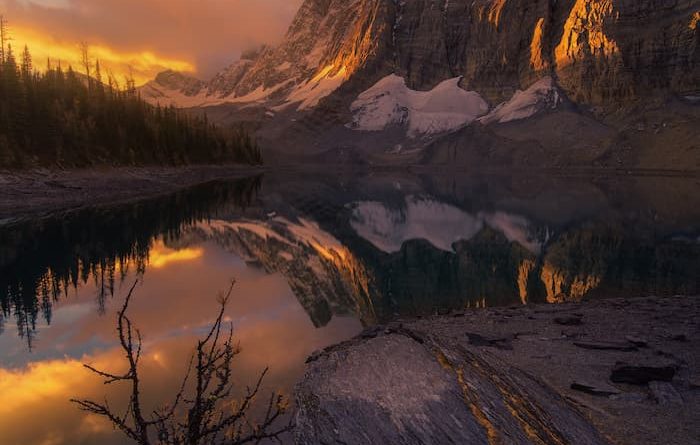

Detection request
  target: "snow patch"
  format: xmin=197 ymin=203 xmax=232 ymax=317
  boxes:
xmin=350 ymin=198 xmax=542 ymax=254
xmin=350 ymin=75 xmax=489 ymax=137
xmin=283 ymin=66 xmax=347 ymax=111
xmin=226 ymin=80 xmax=292 ymax=104
xmin=140 ymin=83 xmax=221 ymax=108
xmin=350 ymin=197 xmax=484 ymax=253
xmin=275 ymin=217 xmax=347 ymax=260
xmin=478 ymin=76 xmax=561 ymax=125
xmin=482 ymin=212 xmax=542 ymax=254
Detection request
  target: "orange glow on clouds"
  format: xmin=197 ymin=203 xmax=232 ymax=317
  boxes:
xmin=0 ymin=358 xmax=89 ymax=417
xmin=12 ymin=25 xmax=196 ymax=86
xmin=148 ymin=241 xmax=204 ymax=269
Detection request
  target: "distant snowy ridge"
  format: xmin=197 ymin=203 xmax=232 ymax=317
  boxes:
xmin=478 ymin=76 xmax=562 ymax=125
xmin=139 ymin=0 xmax=371 ymax=111
xmin=140 ymin=67 xmax=347 ymax=111
xmin=349 ymin=75 xmax=489 ymax=137
xmin=349 ymin=197 xmax=544 ymax=254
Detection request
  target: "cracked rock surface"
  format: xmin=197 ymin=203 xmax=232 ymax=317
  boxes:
xmin=296 ymin=296 xmax=700 ymax=444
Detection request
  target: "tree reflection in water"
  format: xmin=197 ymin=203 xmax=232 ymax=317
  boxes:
xmin=0 ymin=176 xmax=261 ymax=347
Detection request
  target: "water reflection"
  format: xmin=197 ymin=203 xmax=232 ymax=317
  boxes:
xmin=0 ymin=171 xmax=699 ymax=445
xmin=0 ymin=177 xmax=260 ymax=345
xmin=2 ymin=173 xmax=700 ymax=339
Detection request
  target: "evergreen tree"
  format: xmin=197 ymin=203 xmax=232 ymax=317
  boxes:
xmin=0 ymin=43 xmax=262 ymax=168
xmin=21 ymin=44 xmax=31 ymax=77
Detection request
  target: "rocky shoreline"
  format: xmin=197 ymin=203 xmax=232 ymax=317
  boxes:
xmin=295 ymin=296 xmax=700 ymax=445
xmin=0 ymin=165 xmax=262 ymax=223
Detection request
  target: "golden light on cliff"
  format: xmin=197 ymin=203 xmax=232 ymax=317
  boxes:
xmin=540 ymin=262 xmax=601 ymax=303
xmin=326 ymin=0 xmax=382 ymax=79
xmin=530 ymin=18 xmax=548 ymax=71
xmin=554 ymin=0 xmax=620 ymax=67
xmin=690 ymin=11 xmax=700 ymax=30
xmin=517 ymin=259 xmax=536 ymax=304
xmin=488 ymin=0 xmax=508 ymax=27
xmin=10 ymin=25 xmax=195 ymax=86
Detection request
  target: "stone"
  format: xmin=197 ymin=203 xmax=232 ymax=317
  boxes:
xmin=555 ymin=316 xmax=583 ymax=326
xmin=625 ymin=336 xmax=649 ymax=348
xmin=609 ymin=393 xmax=648 ymax=403
xmin=688 ymin=375 xmax=700 ymax=389
xmin=571 ymin=381 xmax=621 ymax=397
xmin=610 ymin=366 xmax=676 ymax=385
xmin=671 ymin=334 xmax=689 ymax=342
xmin=360 ymin=325 xmax=383 ymax=339
xmin=574 ymin=341 xmax=638 ymax=352
xmin=465 ymin=332 xmax=513 ymax=350
xmin=649 ymin=382 xmax=683 ymax=405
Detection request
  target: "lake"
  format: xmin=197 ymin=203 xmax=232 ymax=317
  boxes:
xmin=1 ymin=170 xmax=699 ymax=444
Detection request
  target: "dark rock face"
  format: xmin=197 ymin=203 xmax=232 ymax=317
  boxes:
xmin=151 ymin=70 xmax=206 ymax=96
xmin=389 ymin=0 xmax=700 ymax=104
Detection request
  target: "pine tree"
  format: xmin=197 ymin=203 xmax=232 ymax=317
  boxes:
xmin=21 ymin=44 xmax=31 ymax=78
xmin=0 ymin=15 xmax=8 ymax=64
xmin=0 ymin=42 xmax=261 ymax=168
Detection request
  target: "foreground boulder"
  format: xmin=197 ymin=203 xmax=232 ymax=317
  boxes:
xmin=295 ymin=297 xmax=700 ymax=445
xmin=296 ymin=329 xmax=607 ymax=444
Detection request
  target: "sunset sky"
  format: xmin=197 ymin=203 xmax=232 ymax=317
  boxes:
xmin=0 ymin=0 xmax=302 ymax=84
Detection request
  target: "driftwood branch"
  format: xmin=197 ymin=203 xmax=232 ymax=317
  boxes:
xmin=71 ymin=279 xmax=293 ymax=445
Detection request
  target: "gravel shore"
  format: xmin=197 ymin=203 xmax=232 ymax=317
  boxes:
xmin=0 ymin=165 xmax=262 ymax=223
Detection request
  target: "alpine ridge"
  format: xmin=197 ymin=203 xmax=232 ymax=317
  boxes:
xmin=140 ymin=0 xmax=700 ymax=167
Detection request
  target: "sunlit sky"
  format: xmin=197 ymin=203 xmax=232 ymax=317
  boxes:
xmin=0 ymin=237 xmax=361 ymax=445
xmin=0 ymin=0 xmax=302 ymax=85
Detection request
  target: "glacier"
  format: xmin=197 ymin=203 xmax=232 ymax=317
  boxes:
xmin=349 ymin=75 xmax=489 ymax=137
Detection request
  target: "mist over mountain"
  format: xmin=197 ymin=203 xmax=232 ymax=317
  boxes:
xmin=139 ymin=0 xmax=700 ymax=168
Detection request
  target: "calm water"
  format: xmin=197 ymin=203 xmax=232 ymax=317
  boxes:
xmin=1 ymin=171 xmax=699 ymax=444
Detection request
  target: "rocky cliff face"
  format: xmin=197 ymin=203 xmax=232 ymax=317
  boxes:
xmin=137 ymin=0 xmax=699 ymax=165
xmin=142 ymin=0 xmax=698 ymax=110
xmin=140 ymin=0 xmax=393 ymax=110
xmin=382 ymin=0 xmax=699 ymax=104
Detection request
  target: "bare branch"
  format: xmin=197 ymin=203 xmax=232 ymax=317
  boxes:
xmin=71 ymin=279 xmax=292 ymax=445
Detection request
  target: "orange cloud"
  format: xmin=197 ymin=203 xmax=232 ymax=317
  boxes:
xmin=148 ymin=240 xmax=203 ymax=269
xmin=1 ymin=0 xmax=303 ymax=79
xmin=11 ymin=25 xmax=196 ymax=85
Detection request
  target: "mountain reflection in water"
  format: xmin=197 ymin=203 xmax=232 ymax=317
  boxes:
xmin=0 ymin=171 xmax=698 ymax=444
xmin=2 ymin=172 xmax=700 ymax=341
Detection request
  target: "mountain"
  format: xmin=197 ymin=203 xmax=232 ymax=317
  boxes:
xmin=139 ymin=0 xmax=700 ymax=167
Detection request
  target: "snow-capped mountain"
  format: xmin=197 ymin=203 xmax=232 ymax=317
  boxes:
xmin=140 ymin=0 xmax=387 ymax=112
xmin=139 ymin=0 xmax=699 ymax=162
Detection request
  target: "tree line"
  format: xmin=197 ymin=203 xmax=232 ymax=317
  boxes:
xmin=0 ymin=19 xmax=262 ymax=168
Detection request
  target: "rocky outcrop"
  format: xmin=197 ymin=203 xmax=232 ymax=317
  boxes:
xmin=296 ymin=296 xmax=700 ymax=445
xmin=296 ymin=329 xmax=608 ymax=445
